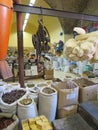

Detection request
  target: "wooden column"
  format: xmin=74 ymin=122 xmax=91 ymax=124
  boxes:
xmin=14 ymin=0 xmax=25 ymax=87
xmin=16 ymin=12 xmax=25 ymax=88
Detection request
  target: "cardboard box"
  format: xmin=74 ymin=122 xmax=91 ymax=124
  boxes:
xmin=57 ymin=104 xmax=77 ymax=118
xmin=79 ymin=84 xmax=98 ymax=103
xmin=44 ymin=69 xmax=54 ymax=75
xmin=73 ymin=78 xmax=98 ymax=103
xmin=44 ymin=74 xmax=54 ymax=80
xmin=51 ymin=81 xmax=79 ymax=109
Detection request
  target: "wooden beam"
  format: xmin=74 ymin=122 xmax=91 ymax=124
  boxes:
xmin=13 ymin=4 xmax=98 ymax=22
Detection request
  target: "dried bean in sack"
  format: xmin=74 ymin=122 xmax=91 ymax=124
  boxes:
xmin=0 ymin=88 xmax=27 ymax=113
xmin=0 ymin=113 xmax=19 ymax=130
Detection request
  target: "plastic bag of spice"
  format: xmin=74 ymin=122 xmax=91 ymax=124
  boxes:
xmin=0 ymin=112 xmax=19 ymax=130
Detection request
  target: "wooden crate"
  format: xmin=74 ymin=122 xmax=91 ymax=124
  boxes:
xmin=53 ymin=113 xmax=93 ymax=130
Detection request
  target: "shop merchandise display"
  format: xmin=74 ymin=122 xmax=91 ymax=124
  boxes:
xmin=0 ymin=1 xmax=98 ymax=130
xmin=0 ymin=76 xmax=98 ymax=130
xmin=0 ymin=113 xmax=19 ymax=130
xmin=0 ymin=88 xmax=27 ymax=114
xmin=38 ymin=87 xmax=57 ymax=121
xmin=64 ymin=30 xmax=98 ymax=62
xmin=22 ymin=115 xmax=53 ymax=130
xmin=0 ymin=117 xmax=13 ymax=129
xmin=2 ymin=89 xmax=26 ymax=104
xmin=17 ymin=98 xmax=38 ymax=121
xmin=73 ymin=78 xmax=98 ymax=103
